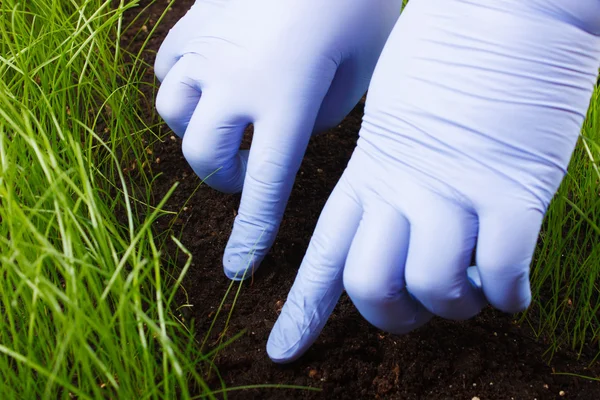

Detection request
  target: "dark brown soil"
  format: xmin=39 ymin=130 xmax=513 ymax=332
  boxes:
xmin=123 ymin=1 xmax=600 ymax=398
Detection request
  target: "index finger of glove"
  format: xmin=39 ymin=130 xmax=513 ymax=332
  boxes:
xmin=267 ymin=175 xmax=362 ymax=363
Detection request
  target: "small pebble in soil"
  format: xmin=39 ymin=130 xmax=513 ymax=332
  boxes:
xmin=559 ymin=391 xmax=566 ymax=396
xmin=472 ymin=397 xmax=480 ymax=400
xmin=275 ymin=300 xmax=284 ymax=314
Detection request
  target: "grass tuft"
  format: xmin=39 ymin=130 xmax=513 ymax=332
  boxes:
xmin=0 ymin=1 xmax=216 ymax=398
xmin=527 ymin=84 xmax=600 ymax=364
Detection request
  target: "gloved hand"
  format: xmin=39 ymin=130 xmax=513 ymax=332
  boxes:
xmin=154 ymin=0 xmax=401 ymax=279
xmin=268 ymin=0 xmax=600 ymax=363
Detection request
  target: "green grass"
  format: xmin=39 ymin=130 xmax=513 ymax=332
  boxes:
xmin=0 ymin=0 xmax=598 ymax=398
xmin=527 ymin=84 xmax=600 ymax=363
xmin=0 ymin=1 xmax=219 ymax=398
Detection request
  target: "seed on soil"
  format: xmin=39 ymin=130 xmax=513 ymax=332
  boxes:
xmin=559 ymin=391 xmax=566 ymax=396
xmin=392 ymin=364 xmax=400 ymax=384
xmin=170 ymin=135 xmax=177 ymax=141
xmin=308 ymin=369 xmax=318 ymax=378
xmin=275 ymin=300 xmax=284 ymax=313
xmin=472 ymin=397 xmax=480 ymax=400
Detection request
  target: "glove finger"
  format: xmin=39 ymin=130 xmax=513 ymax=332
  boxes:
xmin=343 ymin=199 xmax=433 ymax=334
xmin=169 ymin=55 xmax=249 ymax=194
xmin=222 ymin=68 xmax=337 ymax=280
xmin=222 ymin=114 xmax=312 ymax=279
xmin=180 ymin=87 xmax=249 ymax=194
xmin=267 ymin=175 xmax=362 ymax=363
xmin=154 ymin=8 xmax=197 ymax=81
xmin=154 ymin=2 xmax=217 ymax=81
xmin=403 ymin=185 xmax=486 ymax=320
xmin=475 ymin=205 xmax=543 ymax=313
xmin=313 ymin=0 xmax=401 ymax=133
xmin=155 ymin=54 xmax=205 ymax=138
xmin=312 ymin=56 xmax=373 ymax=134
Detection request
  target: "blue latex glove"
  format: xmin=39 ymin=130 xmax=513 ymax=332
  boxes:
xmin=154 ymin=0 xmax=401 ymax=279
xmin=268 ymin=0 xmax=600 ymax=363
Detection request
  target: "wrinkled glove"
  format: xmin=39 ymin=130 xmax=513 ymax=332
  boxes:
xmin=154 ymin=0 xmax=402 ymax=279
xmin=268 ymin=0 xmax=600 ymax=363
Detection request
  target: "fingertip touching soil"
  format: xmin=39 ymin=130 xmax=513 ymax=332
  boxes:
xmin=123 ymin=1 xmax=600 ymax=398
